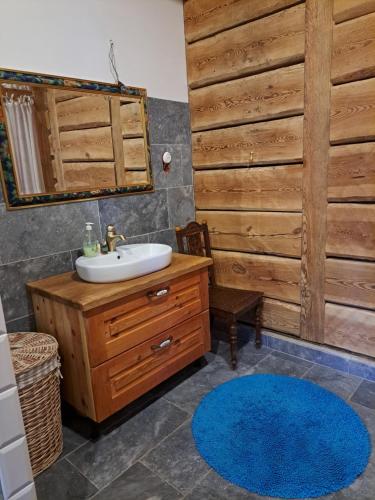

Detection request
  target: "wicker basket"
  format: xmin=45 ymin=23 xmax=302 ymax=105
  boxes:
xmin=9 ymin=332 xmax=63 ymax=477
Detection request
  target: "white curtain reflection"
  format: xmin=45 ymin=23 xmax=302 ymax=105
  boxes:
xmin=4 ymin=95 xmax=45 ymax=194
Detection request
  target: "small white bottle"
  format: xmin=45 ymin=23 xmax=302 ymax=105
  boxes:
xmin=83 ymin=222 xmax=98 ymax=257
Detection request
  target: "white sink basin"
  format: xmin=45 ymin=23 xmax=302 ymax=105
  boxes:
xmin=75 ymin=244 xmax=172 ymax=283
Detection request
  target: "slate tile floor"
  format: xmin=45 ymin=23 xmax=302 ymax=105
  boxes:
xmin=34 ymin=333 xmax=375 ymax=500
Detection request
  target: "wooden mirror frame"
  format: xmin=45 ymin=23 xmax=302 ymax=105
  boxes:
xmin=0 ymin=68 xmax=153 ymax=210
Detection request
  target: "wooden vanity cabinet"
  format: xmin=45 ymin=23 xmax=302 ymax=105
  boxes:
xmin=28 ymin=254 xmax=212 ymax=422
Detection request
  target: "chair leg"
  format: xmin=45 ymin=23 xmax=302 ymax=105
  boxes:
xmin=255 ymin=302 xmax=262 ymax=348
xmin=228 ymin=322 xmax=238 ymax=370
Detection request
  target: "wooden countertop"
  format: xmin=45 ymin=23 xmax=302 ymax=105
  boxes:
xmin=27 ymin=253 xmax=212 ymax=312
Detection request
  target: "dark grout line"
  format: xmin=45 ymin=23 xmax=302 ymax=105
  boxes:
xmin=88 ymin=416 xmax=190 ymax=499
xmin=347 ymin=379 xmax=365 ymax=403
xmin=64 ymin=456 xmax=98 ymax=491
xmin=300 ymin=364 xmax=315 ymax=379
xmin=270 ymin=349 xmax=315 ymax=366
xmin=59 ymin=457 xmax=99 ymax=495
xmin=0 ymin=249 xmax=74 ymax=268
xmin=76 ymin=406 xmax=191 ymax=497
xmin=138 ymin=417 xmax=191 ymax=466
xmin=301 ymin=364 xmax=314 ymax=378
xmin=181 ymin=468 xmax=212 ymax=499
xmin=60 ymin=438 xmax=89 ymax=462
xmin=139 ymin=461 xmax=186 ymax=498
xmin=161 ymin=395 xmax=193 ymax=416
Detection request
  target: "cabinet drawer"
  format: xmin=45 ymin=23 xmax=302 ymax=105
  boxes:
xmin=91 ymin=311 xmax=210 ymax=422
xmin=86 ymin=269 xmax=209 ymax=366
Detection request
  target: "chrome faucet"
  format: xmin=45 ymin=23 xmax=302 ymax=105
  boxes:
xmin=105 ymin=224 xmax=126 ymax=252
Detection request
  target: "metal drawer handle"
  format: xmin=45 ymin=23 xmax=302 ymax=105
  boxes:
xmin=147 ymin=287 xmax=170 ymax=299
xmin=151 ymin=336 xmax=173 ymax=351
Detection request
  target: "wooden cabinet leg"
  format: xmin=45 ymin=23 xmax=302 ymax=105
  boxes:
xmin=255 ymin=302 xmax=262 ymax=348
xmin=229 ymin=322 xmax=237 ymax=370
xmin=210 ymin=312 xmax=215 ymax=331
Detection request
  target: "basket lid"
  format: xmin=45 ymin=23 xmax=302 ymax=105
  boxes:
xmin=9 ymin=332 xmax=59 ymax=376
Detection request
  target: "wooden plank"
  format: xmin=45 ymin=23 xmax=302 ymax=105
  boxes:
xmin=56 ymin=94 xmax=111 ymax=131
xmin=123 ymin=137 xmax=147 ymax=170
xmin=325 ymin=303 xmax=375 ymax=357
xmin=328 ymin=143 xmax=375 ymax=201
xmin=27 ymin=253 xmax=212 ymax=312
xmin=331 ymin=78 xmax=375 ymax=144
xmin=326 ymin=258 xmax=375 ymax=309
xmin=190 ymin=64 xmax=304 ymax=131
xmin=125 ymin=170 xmax=149 ymax=185
xmin=333 ymin=0 xmax=375 ymax=23
xmin=195 ymin=165 xmax=303 ymax=212
xmin=32 ymin=294 xmax=96 ymax=420
xmin=192 ymin=116 xmax=303 ymax=169
xmin=46 ymin=89 xmax=65 ymax=190
xmin=59 ymin=126 xmax=114 ymax=161
xmin=33 ymin=88 xmax=55 ymax=191
xmin=184 ymin=0 xmax=304 ymax=43
xmin=186 ymin=4 xmax=305 ymax=88
xmin=332 ymin=12 xmax=375 ymax=84
xmin=300 ymin=0 xmax=333 ymax=342
xmin=54 ymin=89 xmax=81 ymax=102
xmin=110 ymin=97 xmax=126 ymax=185
xmin=262 ymin=298 xmax=301 ymax=336
xmin=326 ymin=204 xmax=375 ymax=260
xmin=120 ymin=101 xmax=144 ymax=138
xmin=196 ymin=210 xmax=302 ymax=257
xmin=0 ymin=91 xmax=4 ymax=122
xmin=212 ymin=250 xmax=301 ymax=304
xmin=63 ymin=162 xmax=116 ymax=189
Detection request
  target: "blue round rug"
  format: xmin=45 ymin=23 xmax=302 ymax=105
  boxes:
xmin=192 ymin=374 xmax=371 ymax=498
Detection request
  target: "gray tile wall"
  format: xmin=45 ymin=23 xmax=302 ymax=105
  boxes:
xmin=0 ymin=98 xmax=194 ymax=332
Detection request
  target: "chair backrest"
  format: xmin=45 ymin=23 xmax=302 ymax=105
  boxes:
xmin=175 ymin=221 xmax=216 ymax=285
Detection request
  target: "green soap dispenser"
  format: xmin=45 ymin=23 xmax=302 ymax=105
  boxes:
xmin=83 ymin=222 xmax=98 ymax=257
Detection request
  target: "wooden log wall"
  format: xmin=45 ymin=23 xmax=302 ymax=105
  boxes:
xmin=185 ymin=0 xmax=305 ymax=339
xmin=325 ymin=0 xmax=375 ymax=355
xmin=184 ymin=0 xmax=375 ymax=356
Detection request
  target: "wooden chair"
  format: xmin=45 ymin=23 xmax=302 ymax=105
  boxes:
xmin=176 ymin=221 xmax=263 ymax=369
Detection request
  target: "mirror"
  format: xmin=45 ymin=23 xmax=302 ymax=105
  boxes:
xmin=0 ymin=68 xmax=153 ymax=209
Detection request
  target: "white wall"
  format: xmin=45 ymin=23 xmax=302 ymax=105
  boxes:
xmin=0 ymin=0 xmax=188 ymax=102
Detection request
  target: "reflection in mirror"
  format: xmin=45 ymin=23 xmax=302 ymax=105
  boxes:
xmin=121 ymin=98 xmax=149 ymax=185
xmin=0 ymin=83 xmax=150 ymax=196
xmin=2 ymin=83 xmax=47 ymax=194
xmin=119 ymin=98 xmax=147 ymax=184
